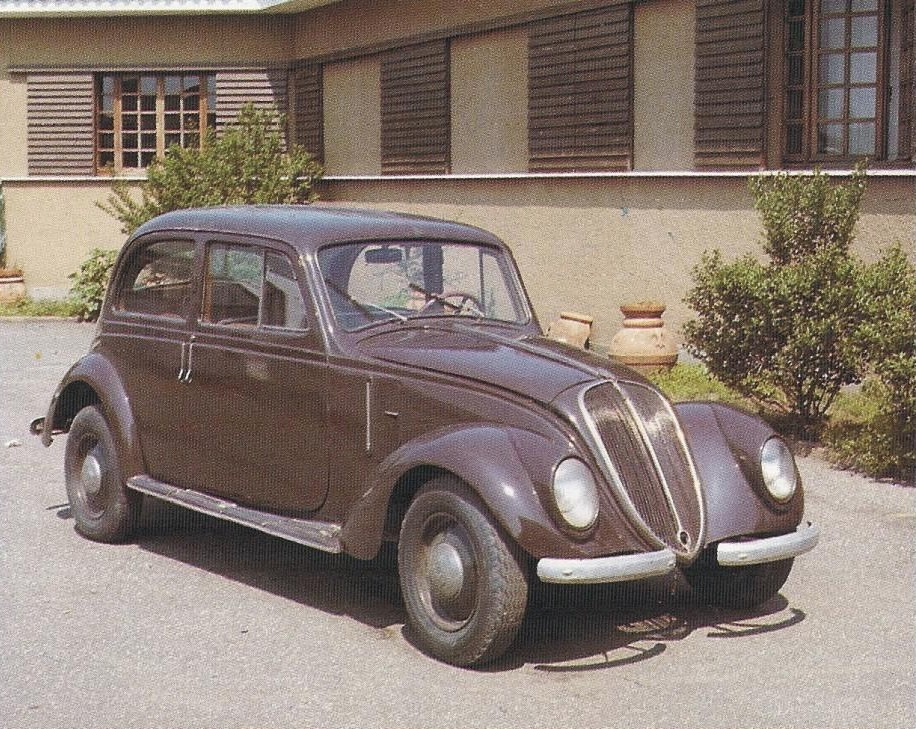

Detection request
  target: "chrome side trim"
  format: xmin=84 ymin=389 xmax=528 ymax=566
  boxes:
xmin=127 ymin=475 xmax=342 ymax=553
xmin=717 ymin=522 xmax=820 ymax=567
xmin=537 ymin=549 xmax=676 ymax=585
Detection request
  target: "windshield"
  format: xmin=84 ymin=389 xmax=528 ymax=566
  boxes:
xmin=317 ymin=240 xmax=530 ymax=332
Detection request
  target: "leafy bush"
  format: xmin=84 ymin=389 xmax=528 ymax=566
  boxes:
xmin=68 ymin=248 xmax=118 ymax=322
xmin=101 ymin=104 xmax=323 ymax=235
xmin=648 ymin=363 xmax=748 ymax=407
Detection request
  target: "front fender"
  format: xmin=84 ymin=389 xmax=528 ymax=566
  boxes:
xmin=41 ymin=353 xmax=145 ymax=480
xmin=340 ymin=424 xmax=590 ymax=561
xmin=675 ymin=402 xmax=804 ymax=545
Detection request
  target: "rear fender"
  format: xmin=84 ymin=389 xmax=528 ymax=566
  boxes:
xmin=340 ymin=424 xmax=575 ymax=560
xmin=41 ymin=353 xmax=144 ymax=479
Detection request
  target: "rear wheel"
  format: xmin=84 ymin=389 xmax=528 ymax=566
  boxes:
xmin=398 ymin=477 xmax=528 ymax=667
xmin=683 ymin=549 xmax=793 ymax=609
xmin=64 ymin=406 xmax=140 ymax=543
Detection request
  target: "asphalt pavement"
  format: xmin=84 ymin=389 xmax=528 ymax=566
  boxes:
xmin=1 ymin=319 xmax=914 ymax=729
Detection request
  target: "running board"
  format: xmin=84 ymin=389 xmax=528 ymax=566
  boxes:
xmin=127 ymin=475 xmax=342 ymax=553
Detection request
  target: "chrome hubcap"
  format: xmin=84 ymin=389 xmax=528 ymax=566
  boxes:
xmin=427 ymin=539 xmax=465 ymax=602
xmin=81 ymin=452 xmax=103 ymax=496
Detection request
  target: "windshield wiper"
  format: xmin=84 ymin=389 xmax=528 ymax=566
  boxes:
xmin=324 ymin=278 xmax=407 ymax=324
xmin=408 ymin=283 xmax=485 ymax=319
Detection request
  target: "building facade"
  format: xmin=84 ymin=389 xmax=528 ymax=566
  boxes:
xmin=1 ymin=0 xmax=913 ymax=342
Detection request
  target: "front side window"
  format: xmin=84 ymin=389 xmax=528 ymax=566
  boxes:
xmin=785 ymin=0 xmax=907 ymax=162
xmin=96 ymin=73 xmax=216 ymax=173
xmin=202 ymin=243 xmax=307 ymax=330
xmin=317 ymin=241 xmax=530 ymax=332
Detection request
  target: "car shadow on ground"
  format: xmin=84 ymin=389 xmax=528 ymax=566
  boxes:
xmin=57 ymin=497 xmax=807 ymax=671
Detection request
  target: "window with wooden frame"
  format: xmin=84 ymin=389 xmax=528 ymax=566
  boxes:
xmin=784 ymin=0 xmax=912 ymax=163
xmin=96 ymin=73 xmax=216 ymax=173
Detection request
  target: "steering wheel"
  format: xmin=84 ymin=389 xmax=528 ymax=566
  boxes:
xmin=421 ymin=290 xmax=484 ymax=316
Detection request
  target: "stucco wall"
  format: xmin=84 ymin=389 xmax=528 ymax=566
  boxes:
xmin=633 ymin=0 xmax=695 ymax=170
xmin=1 ymin=181 xmax=128 ymax=298
xmin=451 ymin=29 xmax=528 ymax=174
xmin=323 ymin=57 xmax=382 ymax=175
xmin=0 ymin=26 xmax=28 ymax=177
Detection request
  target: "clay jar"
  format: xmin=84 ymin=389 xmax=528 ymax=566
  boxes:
xmin=609 ymin=301 xmax=678 ymax=372
xmin=0 ymin=275 xmax=26 ymax=304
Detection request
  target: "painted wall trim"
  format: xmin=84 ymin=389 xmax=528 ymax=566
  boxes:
xmin=0 ymin=0 xmax=337 ymax=17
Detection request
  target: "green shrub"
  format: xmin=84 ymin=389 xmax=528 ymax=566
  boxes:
xmin=68 ymin=248 xmax=118 ymax=322
xmin=101 ymin=104 xmax=323 ymax=235
xmin=0 ymin=297 xmax=80 ymax=318
xmin=683 ymin=165 xmax=874 ymax=438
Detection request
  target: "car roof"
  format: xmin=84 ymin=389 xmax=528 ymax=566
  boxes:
xmin=130 ymin=205 xmax=505 ymax=253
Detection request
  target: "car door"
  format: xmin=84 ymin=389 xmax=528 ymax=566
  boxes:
xmin=100 ymin=235 xmax=201 ymax=488
xmin=178 ymin=237 xmax=329 ymax=514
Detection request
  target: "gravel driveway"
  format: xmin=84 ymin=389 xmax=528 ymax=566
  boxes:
xmin=1 ymin=319 xmax=914 ymax=729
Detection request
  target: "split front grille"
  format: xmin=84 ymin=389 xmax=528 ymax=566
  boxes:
xmin=582 ymin=382 xmax=704 ymax=558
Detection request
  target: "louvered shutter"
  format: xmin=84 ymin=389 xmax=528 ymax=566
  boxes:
xmin=290 ymin=62 xmax=324 ymax=162
xmin=215 ymin=68 xmax=289 ymax=129
xmin=528 ymin=4 xmax=633 ymax=172
xmin=694 ymin=0 xmax=767 ymax=169
xmin=27 ymin=73 xmax=95 ymax=176
xmin=380 ymin=41 xmax=450 ymax=175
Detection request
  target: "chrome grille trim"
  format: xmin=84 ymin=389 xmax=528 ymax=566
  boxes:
xmin=579 ymin=381 xmax=705 ymax=559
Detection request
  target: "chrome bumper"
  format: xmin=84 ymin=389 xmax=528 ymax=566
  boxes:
xmin=717 ymin=522 xmax=820 ymax=567
xmin=537 ymin=548 xmax=676 ymax=585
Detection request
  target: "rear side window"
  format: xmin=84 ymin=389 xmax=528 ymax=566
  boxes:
xmin=115 ymin=239 xmax=195 ymax=319
xmin=202 ymin=242 xmax=307 ymax=331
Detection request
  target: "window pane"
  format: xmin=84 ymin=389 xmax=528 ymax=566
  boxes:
xmin=848 ymin=122 xmax=875 ymax=153
xmin=165 ymin=133 xmax=181 ymax=147
xmin=820 ymin=18 xmax=846 ymax=49
xmin=818 ymin=123 xmax=844 ymax=154
xmin=820 ymin=53 xmax=846 ymax=83
xmin=123 ymin=133 xmax=138 ymax=149
xmin=165 ymin=114 xmax=180 ymax=131
xmin=98 ymin=133 xmax=114 ymax=149
xmin=789 ymin=0 xmax=806 ymax=15
xmin=165 ymin=94 xmax=181 ymax=112
xmin=851 ymin=0 xmax=877 ymax=10
xmin=117 ymin=239 xmax=195 ymax=318
xmin=141 ymin=113 xmax=157 ymax=130
xmin=819 ymin=88 xmax=845 ymax=118
xmin=164 ymin=75 xmax=182 ymax=94
xmin=102 ymin=76 xmax=114 ymax=95
xmin=122 ymin=151 xmax=139 ymax=168
xmin=789 ymin=20 xmax=805 ymax=51
xmin=849 ymin=87 xmax=876 ymax=118
xmin=122 ymin=114 xmax=138 ymax=131
xmin=98 ymin=113 xmax=114 ymax=131
xmin=140 ymin=151 xmax=158 ymax=167
xmin=122 ymin=77 xmax=138 ymax=94
xmin=787 ymin=124 xmax=804 ymax=155
xmin=122 ymin=95 xmax=138 ymax=112
xmin=98 ymin=151 xmax=114 ymax=168
xmin=205 ymin=245 xmax=263 ymax=326
xmin=183 ymin=75 xmax=200 ymax=93
xmin=263 ymin=253 xmax=307 ymax=329
xmin=140 ymin=94 xmax=156 ymax=112
xmin=850 ymin=16 xmax=877 ymax=48
xmin=788 ymin=89 xmax=804 ymax=118
xmin=850 ymin=51 xmax=877 ymax=82
xmin=141 ymin=133 xmax=156 ymax=148
xmin=821 ymin=0 xmax=847 ymax=13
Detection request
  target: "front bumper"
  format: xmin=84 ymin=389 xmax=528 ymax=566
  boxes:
xmin=536 ymin=522 xmax=820 ymax=585
xmin=537 ymin=548 xmax=676 ymax=584
xmin=716 ymin=522 xmax=820 ymax=567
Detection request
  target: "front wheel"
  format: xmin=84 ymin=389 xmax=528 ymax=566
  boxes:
xmin=398 ymin=478 xmax=528 ymax=667
xmin=682 ymin=549 xmax=793 ymax=609
xmin=64 ymin=406 xmax=140 ymax=543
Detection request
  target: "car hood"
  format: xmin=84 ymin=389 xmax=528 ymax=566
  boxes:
xmin=355 ymin=323 xmax=639 ymax=403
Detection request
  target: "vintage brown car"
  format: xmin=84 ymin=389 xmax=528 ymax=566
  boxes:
xmin=35 ymin=205 xmax=819 ymax=666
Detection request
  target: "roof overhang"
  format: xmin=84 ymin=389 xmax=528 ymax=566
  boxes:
xmin=0 ymin=0 xmax=341 ymax=16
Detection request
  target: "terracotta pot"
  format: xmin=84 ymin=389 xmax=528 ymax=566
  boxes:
xmin=0 ymin=275 xmax=26 ymax=304
xmin=546 ymin=310 xmax=593 ymax=349
xmin=609 ymin=301 xmax=678 ymax=372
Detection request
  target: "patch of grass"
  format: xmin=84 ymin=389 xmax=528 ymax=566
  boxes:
xmin=0 ymin=297 xmax=80 ymax=318
xmin=647 ymin=363 xmax=749 ymax=407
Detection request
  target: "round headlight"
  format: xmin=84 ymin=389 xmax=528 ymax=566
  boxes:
xmin=761 ymin=437 xmax=797 ymax=502
xmin=552 ymin=458 xmax=599 ymax=530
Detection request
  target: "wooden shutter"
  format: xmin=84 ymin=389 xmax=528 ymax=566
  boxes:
xmin=27 ymin=73 xmax=95 ymax=176
xmin=380 ymin=41 xmax=450 ymax=175
xmin=528 ymin=4 xmax=633 ymax=172
xmin=215 ymin=68 xmax=289 ymax=129
xmin=901 ymin=0 xmax=914 ymax=160
xmin=290 ymin=62 xmax=324 ymax=162
xmin=694 ymin=0 xmax=767 ymax=169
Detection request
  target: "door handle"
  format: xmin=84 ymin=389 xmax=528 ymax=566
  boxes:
xmin=178 ymin=338 xmax=196 ymax=384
